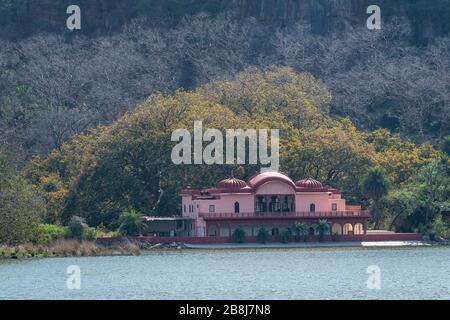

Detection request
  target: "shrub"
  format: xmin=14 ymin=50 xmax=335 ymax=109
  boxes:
xmin=34 ymin=224 xmax=69 ymax=244
xmin=279 ymin=229 xmax=292 ymax=243
xmin=331 ymin=232 xmax=340 ymax=242
xmin=232 ymin=228 xmax=245 ymax=243
xmin=257 ymin=228 xmax=270 ymax=244
xmin=293 ymin=222 xmax=308 ymax=242
xmin=68 ymin=216 xmax=88 ymax=240
xmin=431 ymin=215 xmax=449 ymax=240
xmin=0 ymin=168 xmax=46 ymax=245
xmin=83 ymin=227 xmax=98 ymax=241
xmin=316 ymin=219 xmax=330 ymax=242
xmin=118 ymin=210 xmax=146 ymax=237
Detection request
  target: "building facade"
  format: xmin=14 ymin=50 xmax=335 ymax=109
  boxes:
xmin=180 ymin=171 xmax=369 ymax=238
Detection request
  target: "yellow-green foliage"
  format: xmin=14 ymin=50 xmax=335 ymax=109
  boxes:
xmin=34 ymin=224 xmax=69 ymax=244
xmin=0 ymin=175 xmax=46 ymax=245
xmin=26 ymin=67 xmax=440 ymax=229
xmin=369 ymin=129 xmax=439 ymax=186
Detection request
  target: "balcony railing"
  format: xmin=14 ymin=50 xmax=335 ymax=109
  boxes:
xmin=199 ymin=211 xmax=370 ymax=219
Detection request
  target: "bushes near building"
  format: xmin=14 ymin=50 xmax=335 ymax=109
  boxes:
xmin=68 ymin=216 xmax=98 ymax=240
xmin=257 ymin=228 xmax=270 ymax=244
xmin=232 ymin=228 xmax=245 ymax=243
xmin=293 ymin=222 xmax=308 ymax=242
xmin=118 ymin=210 xmax=147 ymax=237
xmin=279 ymin=229 xmax=292 ymax=243
xmin=316 ymin=220 xmax=330 ymax=242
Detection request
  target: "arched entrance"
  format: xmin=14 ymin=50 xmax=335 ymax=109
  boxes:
xmin=331 ymin=223 xmax=342 ymax=235
xmin=343 ymin=223 xmax=353 ymax=235
xmin=354 ymin=223 xmax=364 ymax=235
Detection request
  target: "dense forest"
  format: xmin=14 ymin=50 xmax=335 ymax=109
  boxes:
xmin=1 ymin=0 xmax=450 ymax=160
xmin=0 ymin=1 xmax=449 ymax=245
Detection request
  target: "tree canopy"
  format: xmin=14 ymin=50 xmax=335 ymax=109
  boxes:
xmin=25 ymin=67 xmax=442 ymax=231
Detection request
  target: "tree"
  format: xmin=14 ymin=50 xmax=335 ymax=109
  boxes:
xmin=370 ymin=129 xmax=439 ymax=186
xmin=0 ymin=152 xmax=46 ymax=245
xmin=315 ymin=219 xmax=329 ymax=242
xmin=410 ymin=158 xmax=450 ymax=232
xmin=257 ymin=228 xmax=270 ymax=244
xmin=232 ymin=228 xmax=245 ymax=243
xmin=293 ymin=222 xmax=308 ymax=242
xmin=361 ymin=167 xmax=390 ymax=229
xmin=431 ymin=215 xmax=449 ymax=240
xmin=24 ymin=67 xmax=441 ymax=232
xmin=278 ymin=229 xmax=292 ymax=243
xmin=383 ymin=189 xmax=418 ymax=231
xmin=68 ymin=215 xmax=88 ymax=240
xmin=29 ymin=67 xmax=331 ymax=228
xmin=442 ymin=136 xmax=450 ymax=156
xmin=284 ymin=119 xmax=375 ymax=199
xmin=118 ymin=210 xmax=147 ymax=237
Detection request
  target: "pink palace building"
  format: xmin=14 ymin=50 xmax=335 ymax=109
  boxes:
xmin=178 ymin=171 xmax=369 ymax=238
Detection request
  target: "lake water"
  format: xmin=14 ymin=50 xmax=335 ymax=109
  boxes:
xmin=1 ymin=247 xmax=449 ymax=299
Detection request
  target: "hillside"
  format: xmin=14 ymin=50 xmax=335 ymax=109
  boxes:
xmin=1 ymin=0 xmax=449 ymax=40
xmin=0 ymin=0 xmax=449 ymax=160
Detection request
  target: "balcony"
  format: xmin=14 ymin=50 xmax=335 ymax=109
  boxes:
xmin=198 ymin=211 xmax=370 ymax=219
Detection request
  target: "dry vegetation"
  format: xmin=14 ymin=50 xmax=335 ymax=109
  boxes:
xmin=0 ymin=239 xmax=140 ymax=259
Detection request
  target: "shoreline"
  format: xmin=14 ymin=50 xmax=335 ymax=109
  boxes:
xmin=181 ymin=240 xmax=434 ymax=250
xmin=2 ymin=239 xmax=448 ymax=260
xmin=0 ymin=239 xmax=140 ymax=260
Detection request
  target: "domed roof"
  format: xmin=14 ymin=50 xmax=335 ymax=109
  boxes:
xmin=247 ymin=171 xmax=296 ymax=189
xmin=216 ymin=176 xmax=248 ymax=190
xmin=295 ymin=177 xmax=323 ymax=189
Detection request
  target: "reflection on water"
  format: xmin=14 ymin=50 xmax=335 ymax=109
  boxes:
xmin=1 ymin=247 xmax=449 ymax=299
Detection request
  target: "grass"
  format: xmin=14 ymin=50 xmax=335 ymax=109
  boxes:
xmin=0 ymin=239 xmax=140 ymax=259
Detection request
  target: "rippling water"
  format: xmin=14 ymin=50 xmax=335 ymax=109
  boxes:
xmin=1 ymin=247 xmax=449 ymax=299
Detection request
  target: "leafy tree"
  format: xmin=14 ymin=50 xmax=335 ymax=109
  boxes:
xmin=431 ymin=215 xmax=449 ymax=240
xmin=382 ymin=156 xmax=449 ymax=237
xmin=315 ymin=219 xmax=329 ymax=242
xmin=369 ymin=129 xmax=439 ymax=186
xmin=383 ymin=189 xmax=418 ymax=231
xmin=232 ymin=228 xmax=245 ymax=243
xmin=118 ymin=210 xmax=147 ymax=237
xmin=257 ymin=228 xmax=270 ymax=244
xmin=361 ymin=167 xmax=390 ymax=229
xmin=34 ymin=224 xmax=69 ymax=244
xmin=0 ymin=152 xmax=46 ymax=245
xmin=442 ymin=136 xmax=450 ymax=156
xmin=279 ymin=229 xmax=292 ymax=243
xmin=23 ymin=68 xmax=441 ymax=233
xmin=68 ymin=216 xmax=88 ymax=240
xmin=28 ymin=68 xmax=332 ymax=228
xmin=408 ymin=158 xmax=450 ymax=233
xmin=283 ymin=119 xmax=376 ymax=200
xmin=293 ymin=222 xmax=308 ymax=242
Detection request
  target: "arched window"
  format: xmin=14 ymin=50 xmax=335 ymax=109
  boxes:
xmin=256 ymin=196 xmax=266 ymax=212
xmin=310 ymin=203 xmax=316 ymax=212
xmin=234 ymin=201 xmax=240 ymax=213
